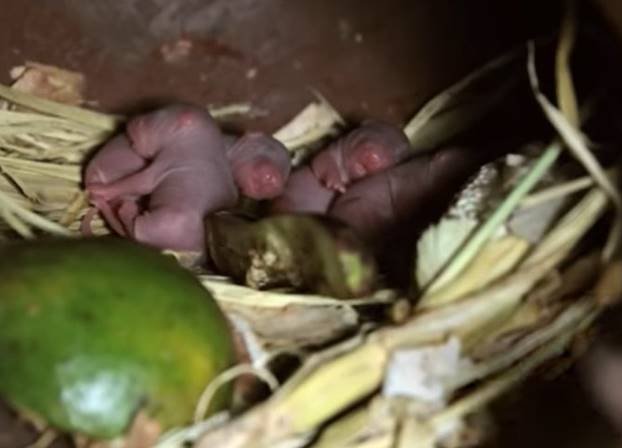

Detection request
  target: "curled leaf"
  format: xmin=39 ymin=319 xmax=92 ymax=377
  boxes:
xmin=206 ymin=213 xmax=378 ymax=299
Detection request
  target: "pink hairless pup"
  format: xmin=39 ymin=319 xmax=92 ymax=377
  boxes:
xmin=227 ymin=132 xmax=291 ymax=200
xmin=82 ymin=134 xmax=147 ymax=236
xmin=311 ymin=119 xmax=411 ymax=193
xmin=84 ymin=104 xmax=237 ymax=251
xmin=328 ymin=147 xmax=481 ymax=243
xmin=82 ymin=103 xmax=291 ymax=252
xmin=327 ymin=143 xmax=509 ymax=286
xmin=271 ymin=119 xmax=411 ymax=214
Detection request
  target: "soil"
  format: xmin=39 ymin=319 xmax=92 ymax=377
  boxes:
xmin=0 ymin=0 xmax=563 ymax=131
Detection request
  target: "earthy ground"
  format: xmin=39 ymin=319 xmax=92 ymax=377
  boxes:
xmin=0 ymin=1 xmax=620 ymax=447
xmin=0 ymin=0 xmax=567 ymax=130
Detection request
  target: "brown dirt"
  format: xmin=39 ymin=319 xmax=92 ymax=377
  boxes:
xmin=1 ymin=0 xmax=561 ymax=131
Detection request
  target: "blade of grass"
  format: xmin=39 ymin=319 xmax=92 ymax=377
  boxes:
xmin=0 ymin=188 xmax=73 ymax=236
xmin=0 ymin=83 xmax=120 ymax=130
xmin=519 ymin=174 xmax=595 ymax=208
xmin=527 ymin=42 xmax=622 ymax=260
xmin=523 ymin=187 xmax=609 ymax=267
xmin=556 ymin=0 xmax=580 ymax=126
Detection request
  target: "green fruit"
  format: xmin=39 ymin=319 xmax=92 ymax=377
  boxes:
xmin=0 ymin=236 xmax=235 ymax=439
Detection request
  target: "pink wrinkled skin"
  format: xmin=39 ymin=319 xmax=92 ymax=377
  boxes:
xmin=83 ymin=104 xmax=292 ymax=252
xmin=326 ymin=143 xmax=509 ymax=286
xmin=270 ymin=166 xmax=336 ymax=214
xmin=328 ymin=147 xmax=478 ymax=243
xmin=84 ymin=134 xmax=147 ymax=187
xmin=85 ymin=103 xmax=238 ymax=252
xmin=310 ymin=119 xmax=411 ymax=193
xmin=227 ymin=132 xmax=291 ymax=200
xmin=81 ymin=134 xmax=148 ymax=236
xmin=271 ymin=119 xmax=411 ymax=214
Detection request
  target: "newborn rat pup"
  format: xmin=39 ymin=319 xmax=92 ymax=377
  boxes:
xmin=271 ymin=119 xmax=411 ymax=214
xmin=328 ymin=144 xmax=504 ymax=285
xmin=311 ymin=119 xmax=411 ymax=193
xmin=86 ymin=103 xmax=238 ymax=252
xmin=81 ymin=134 xmax=148 ymax=236
xmin=84 ymin=134 xmax=147 ymax=187
xmin=226 ymin=132 xmax=291 ymax=200
xmin=328 ymin=147 xmax=479 ymax=243
xmin=81 ymin=134 xmax=147 ymax=235
xmin=84 ymin=104 xmax=292 ymax=251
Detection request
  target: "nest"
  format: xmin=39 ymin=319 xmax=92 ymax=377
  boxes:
xmin=0 ymin=5 xmax=621 ymax=448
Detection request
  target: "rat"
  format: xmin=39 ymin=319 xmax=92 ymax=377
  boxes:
xmin=86 ymin=103 xmax=237 ymax=251
xmin=81 ymin=134 xmax=148 ymax=236
xmin=83 ymin=104 xmax=291 ymax=251
xmin=328 ymin=147 xmax=476 ymax=242
xmin=84 ymin=134 xmax=147 ymax=187
xmin=226 ymin=132 xmax=291 ymax=200
xmin=328 ymin=144 xmax=506 ymax=286
xmin=310 ymin=119 xmax=412 ymax=193
xmin=270 ymin=119 xmax=411 ymax=214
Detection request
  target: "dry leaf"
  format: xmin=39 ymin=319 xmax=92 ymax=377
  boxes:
xmin=221 ymin=302 xmax=359 ymax=351
xmin=527 ymin=42 xmax=622 ymax=260
xmin=272 ymin=91 xmax=344 ymax=165
xmin=11 ymin=61 xmax=86 ymax=106
xmin=422 ymin=235 xmax=531 ymax=306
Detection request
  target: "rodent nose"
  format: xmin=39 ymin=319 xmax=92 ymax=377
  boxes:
xmin=253 ymin=168 xmax=282 ymax=198
xmin=260 ymin=170 xmax=278 ymax=186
